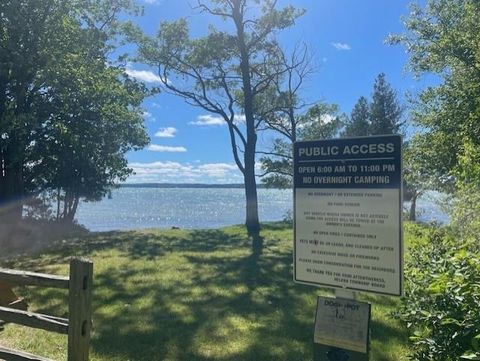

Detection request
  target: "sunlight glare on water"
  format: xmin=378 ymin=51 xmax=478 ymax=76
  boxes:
xmin=75 ymin=188 xmax=292 ymax=231
xmin=75 ymin=188 xmax=447 ymax=232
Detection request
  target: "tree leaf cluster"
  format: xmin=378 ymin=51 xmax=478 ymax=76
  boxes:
xmin=0 ymin=0 xmax=149 ymax=223
xmin=397 ymin=224 xmax=480 ymax=361
xmin=389 ymin=0 xmax=480 ymax=191
xmin=260 ymin=102 xmax=344 ymax=189
xmin=343 ymin=73 xmax=404 ymax=137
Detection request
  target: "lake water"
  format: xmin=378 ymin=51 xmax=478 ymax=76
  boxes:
xmin=75 ymin=187 xmax=448 ymax=231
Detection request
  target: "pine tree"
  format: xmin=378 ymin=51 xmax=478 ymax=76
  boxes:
xmin=369 ymin=73 xmax=403 ymax=135
xmin=342 ymin=96 xmax=370 ymax=137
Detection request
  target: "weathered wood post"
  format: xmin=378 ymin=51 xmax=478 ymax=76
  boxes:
xmin=68 ymin=258 xmax=93 ymax=361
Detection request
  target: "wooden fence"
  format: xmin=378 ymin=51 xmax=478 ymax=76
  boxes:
xmin=0 ymin=258 xmax=93 ymax=361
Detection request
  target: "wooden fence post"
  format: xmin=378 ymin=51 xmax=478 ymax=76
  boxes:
xmin=67 ymin=258 xmax=93 ymax=361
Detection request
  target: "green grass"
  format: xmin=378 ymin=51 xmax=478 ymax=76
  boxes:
xmin=0 ymin=222 xmax=411 ymax=360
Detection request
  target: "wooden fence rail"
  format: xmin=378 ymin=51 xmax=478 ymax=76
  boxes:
xmin=0 ymin=258 xmax=93 ymax=361
xmin=0 ymin=269 xmax=69 ymax=289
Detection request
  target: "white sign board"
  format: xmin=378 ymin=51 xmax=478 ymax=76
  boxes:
xmin=314 ymin=296 xmax=371 ymax=353
xmin=294 ymin=135 xmax=403 ymax=296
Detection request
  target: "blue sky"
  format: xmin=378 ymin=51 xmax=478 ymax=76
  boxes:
xmin=124 ymin=0 xmax=428 ymax=184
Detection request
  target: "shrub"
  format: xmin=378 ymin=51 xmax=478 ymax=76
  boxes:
xmin=397 ymin=225 xmax=480 ymax=360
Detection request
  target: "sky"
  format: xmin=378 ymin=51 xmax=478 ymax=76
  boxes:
xmin=124 ymin=0 xmax=429 ymax=184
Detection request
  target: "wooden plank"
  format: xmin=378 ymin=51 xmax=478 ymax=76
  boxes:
xmin=0 ymin=346 xmax=53 ymax=361
xmin=0 ymin=306 xmax=68 ymax=334
xmin=67 ymin=258 xmax=93 ymax=361
xmin=0 ymin=269 xmax=69 ymax=289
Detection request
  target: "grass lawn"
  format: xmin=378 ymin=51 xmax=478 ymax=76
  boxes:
xmin=0 ymin=222 xmax=411 ymax=361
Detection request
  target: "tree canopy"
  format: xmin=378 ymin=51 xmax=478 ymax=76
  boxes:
xmin=389 ymin=0 xmax=480 ymax=191
xmin=342 ymin=73 xmax=403 ymax=138
xmin=343 ymin=96 xmax=370 ymax=137
xmin=260 ymin=102 xmax=343 ymax=189
xmin=0 ymin=0 xmax=149 ymax=226
xmin=133 ymin=0 xmax=305 ymax=249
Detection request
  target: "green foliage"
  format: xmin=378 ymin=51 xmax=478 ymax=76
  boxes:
xmin=298 ymin=103 xmax=344 ymax=141
xmin=449 ymin=185 xmax=480 ymax=241
xmin=260 ymin=102 xmax=343 ymax=189
xmin=0 ymin=0 xmax=149 ymax=222
xmin=343 ymin=96 xmax=370 ymax=137
xmin=391 ymin=7 xmax=480 ymax=356
xmin=342 ymin=73 xmax=403 ymax=138
xmin=397 ymin=225 xmax=480 ymax=360
xmin=389 ymin=0 xmax=480 ymax=191
xmin=260 ymin=139 xmax=293 ymax=189
xmin=369 ymin=73 xmax=403 ymax=135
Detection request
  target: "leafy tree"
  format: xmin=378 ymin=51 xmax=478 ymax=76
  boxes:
xmin=342 ymin=74 xmax=402 ymax=139
xmin=390 ymin=2 xmax=480 ymax=359
xmin=398 ymin=225 xmax=480 ymax=361
xmin=0 ymin=0 xmax=149 ymax=227
xmin=388 ymin=0 xmax=480 ymax=191
xmin=36 ymin=61 xmax=149 ymax=222
xmin=133 ymin=0 xmax=304 ymax=250
xmin=260 ymin=103 xmax=344 ymax=188
xmin=342 ymin=96 xmax=370 ymax=137
xmin=369 ymin=73 xmax=403 ymax=135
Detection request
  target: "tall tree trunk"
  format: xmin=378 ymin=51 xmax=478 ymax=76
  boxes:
xmin=56 ymin=187 xmax=61 ymax=220
xmin=244 ymin=141 xmax=261 ymax=252
xmin=65 ymin=194 xmax=79 ymax=223
xmin=233 ymin=1 xmax=261 ymax=245
xmin=0 ymin=146 xmax=24 ymax=225
xmin=409 ymin=192 xmax=417 ymax=222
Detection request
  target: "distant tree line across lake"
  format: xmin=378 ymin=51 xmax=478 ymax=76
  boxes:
xmin=121 ymin=183 xmax=269 ymax=189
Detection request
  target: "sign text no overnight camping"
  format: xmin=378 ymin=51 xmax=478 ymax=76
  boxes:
xmin=293 ymin=135 xmax=403 ymax=296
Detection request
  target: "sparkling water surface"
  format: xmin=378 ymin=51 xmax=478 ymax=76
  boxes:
xmin=75 ymin=187 xmax=448 ymax=232
xmin=75 ymin=188 xmax=291 ymax=231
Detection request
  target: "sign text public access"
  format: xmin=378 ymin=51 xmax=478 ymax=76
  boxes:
xmin=294 ymin=135 xmax=403 ymax=296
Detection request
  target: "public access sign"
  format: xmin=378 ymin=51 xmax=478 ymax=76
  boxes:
xmin=293 ymin=135 xmax=403 ymax=296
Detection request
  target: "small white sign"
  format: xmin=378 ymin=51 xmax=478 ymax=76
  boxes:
xmin=314 ymin=296 xmax=371 ymax=354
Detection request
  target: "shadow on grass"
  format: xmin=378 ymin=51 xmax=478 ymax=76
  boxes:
xmin=2 ymin=223 xmax=408 ymax=361
xmin=83 ymin=229 xmax=310 ymax=360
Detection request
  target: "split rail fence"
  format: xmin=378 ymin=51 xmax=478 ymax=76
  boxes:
xmin=0 ymin=258 xmax=93 ymax=361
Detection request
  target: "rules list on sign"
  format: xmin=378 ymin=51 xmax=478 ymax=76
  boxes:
xmin=293 ymin=135 xmax=403 ymax=296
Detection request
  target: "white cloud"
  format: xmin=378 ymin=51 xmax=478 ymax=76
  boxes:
xmin=142 ymin=111 xmax=156 ymax=122
xmin=155 ymin=127 xmax=177 ymax=138
xmin=190 ymin=114 xmax=225 ymax=126
xmin=320 ymin=114 xmax=335 ymax=124
xmin=189 ymin=114 xmax=246 ymax=126
xmin=143 ymin=0 xmax=161 ymax=4
xmin=198 ymin=163 xmax=238 ymax=178
xmin=331 ymin=42 xmax=351 ymax=51
xmin=148 ymin=144 xmax=187 ymax=153
xmin=128 ymin=161 xmax=243 ymax=183
xmin=126 ymin=68 xmax=163 ymax=83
